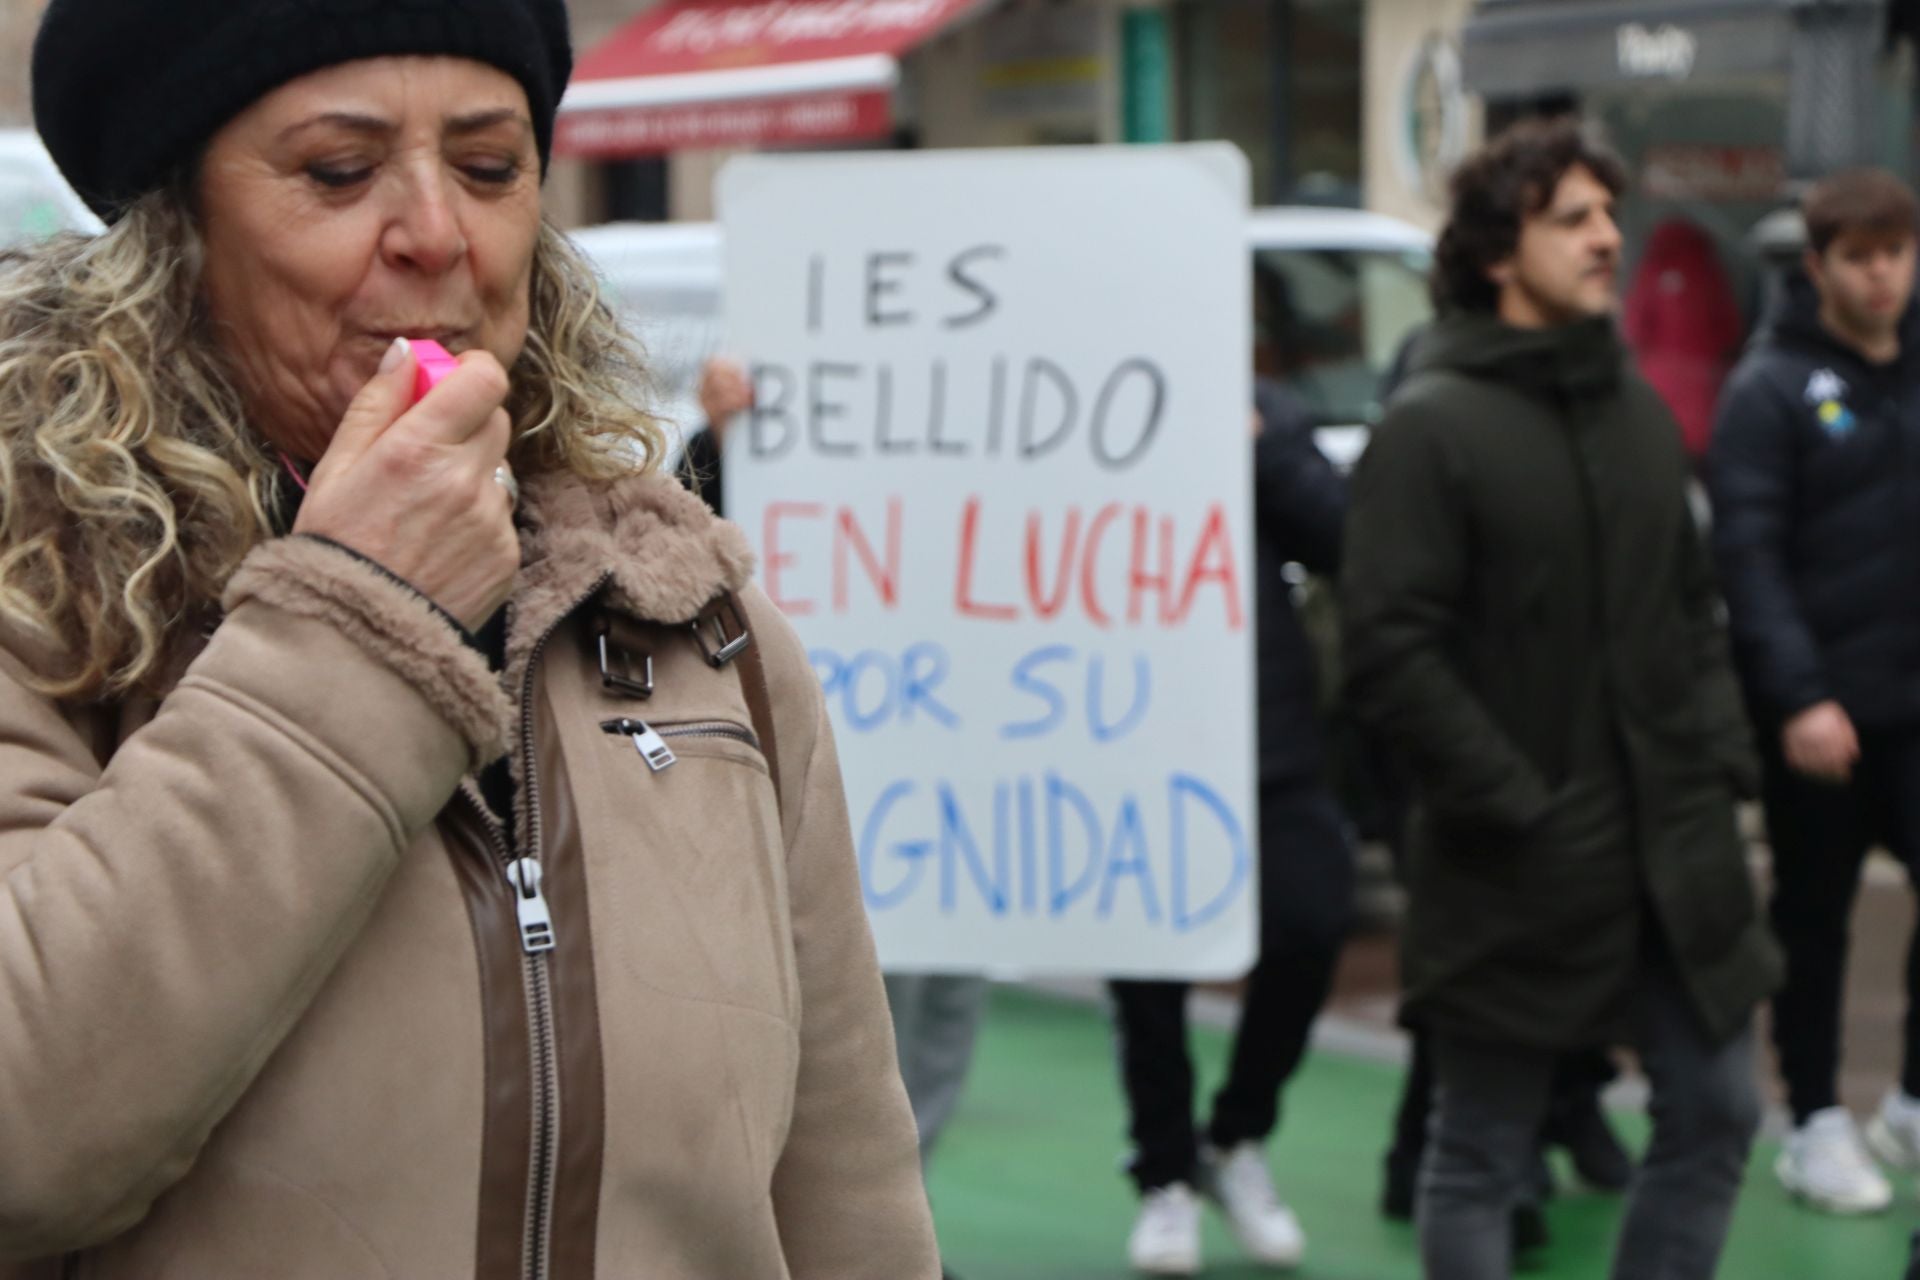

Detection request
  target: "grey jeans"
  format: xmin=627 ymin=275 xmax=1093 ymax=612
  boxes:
xmin=1419 ymin=958 xmax=1761 ymax=1280
xmin=883 ymin=973 xmax=992 ymax=1168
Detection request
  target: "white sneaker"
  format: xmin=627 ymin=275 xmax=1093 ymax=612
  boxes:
xmin=1777 ymin=1107 xmax=1894 ymax=1214
xmin=1866 ymin=1090 xmax=1920 ymax=1171
xmin=1127 ymin=1183 xmax=1202 ymax=1276
xmin=1200 ymin=1142 xmax=1307 ymax=1269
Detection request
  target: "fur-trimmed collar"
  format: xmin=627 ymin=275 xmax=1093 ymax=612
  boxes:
xmin=505 ymin=467 xmax=754 ymax=696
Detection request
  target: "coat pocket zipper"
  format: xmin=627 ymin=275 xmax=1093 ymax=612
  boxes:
xmin=599 ymin=718 xmax=760 ymax=773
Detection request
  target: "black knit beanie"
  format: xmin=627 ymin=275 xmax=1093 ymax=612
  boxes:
xmin=33 ymin=0 xmax=573 ymax=221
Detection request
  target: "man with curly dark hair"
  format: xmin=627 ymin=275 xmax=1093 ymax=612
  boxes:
xmin=1340 ymin=117 xmax=1780 ymax=1279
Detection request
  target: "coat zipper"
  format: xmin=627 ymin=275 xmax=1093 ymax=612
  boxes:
xmin=513 ymin=572 xmax=612 ymax=1280
xmin=1556 ymin=409 xmax=1643 ymax=831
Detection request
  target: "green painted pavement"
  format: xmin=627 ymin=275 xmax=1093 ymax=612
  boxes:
xmin=925 ymin=987 xmax=1914 ymax=1280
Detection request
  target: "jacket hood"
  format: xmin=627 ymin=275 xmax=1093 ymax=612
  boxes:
xmin=1415 ymin=311 xmax=1626 ymax=400
xmin=1764 ymin=269 xmax=1920 ymax=372
xmin=506 ymin=466 xmax=756 ymax=698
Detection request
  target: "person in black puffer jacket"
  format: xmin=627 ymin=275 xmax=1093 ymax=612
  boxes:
xmin=1709 ymin=168 xmax=1920 ymax=1215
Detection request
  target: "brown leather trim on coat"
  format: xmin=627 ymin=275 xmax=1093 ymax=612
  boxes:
xmin=442 ymin=800 xmax=535 ymax=1280
xmin=533 ymin=688 xmax=606 ymax=1280
xmin=729 ymin=595 xmax=782 ymax=805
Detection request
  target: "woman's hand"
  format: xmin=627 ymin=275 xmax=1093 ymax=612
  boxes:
xmin=293 ymin=338 xmax=520 ymax=630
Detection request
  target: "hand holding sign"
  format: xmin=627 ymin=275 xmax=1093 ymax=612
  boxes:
xmin=698 ymin=356 xmax=754 ymax=447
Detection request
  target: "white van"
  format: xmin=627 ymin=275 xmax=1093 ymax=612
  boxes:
xmin=568 ymin=208 xmax=1433 ymax=465
xmin=0 ymin=130 xmax=101 ymax=248
xmin=1244 ymin=207 xmax=1433 ymax=466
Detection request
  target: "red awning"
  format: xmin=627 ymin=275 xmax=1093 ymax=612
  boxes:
xmin=558 ymin=0 xmax=990 ymax=158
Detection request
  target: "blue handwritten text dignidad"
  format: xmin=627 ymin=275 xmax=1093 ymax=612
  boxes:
xmin=856 ymin=772 xmax=1249 ymax=932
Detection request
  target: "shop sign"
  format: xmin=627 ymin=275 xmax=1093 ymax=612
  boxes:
xmin=719 ymin=146 xmax=1256 ymax=977
xmin=1396 ymin=34 xmax=1470 ymax=208
xmin=1642 ymin=145 xmax=1785 ymax=203
xmin=650 ymin=0 xmax=964 ymax=57
xmin=978 ymin=1 xmax=1106 ymax=120
xmin=1616 ymin=22 xmax=1698 ymax=80
xmin=556 ymin=90 xmax=893 ymax=157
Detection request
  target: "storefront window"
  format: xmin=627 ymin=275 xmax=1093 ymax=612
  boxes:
xmin=1175 ymin=0 xmax=1362 ymax=206
xmin=1589 ymin=84 xmax=1790 ymax=326
xmin=1178 ymin=0 xmax=1278 ymax=199
xmin=1877 ymin=43 xmax=1918 ymax=182
xmin=1288 ymin=0 xmax=1363 ymax=204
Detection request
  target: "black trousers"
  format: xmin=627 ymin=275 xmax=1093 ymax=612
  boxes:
xmin=1109 ymin=781 xmax=1354 ymax=1192
xmin=1763 ymin=723 xmax=1920 ymax=1124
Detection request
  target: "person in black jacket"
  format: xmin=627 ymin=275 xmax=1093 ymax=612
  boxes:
xmin=1709 ymin=168 xmax=1920 ymax=1216
xmin=1114 ymin=375 xmax=1355 ymax=1277
xmin=1344 ymin=119 xmax=1776 ymax=1280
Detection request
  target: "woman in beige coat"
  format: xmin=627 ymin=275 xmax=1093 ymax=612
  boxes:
xmin=0 ymin=2 xmax=939 ymax=1277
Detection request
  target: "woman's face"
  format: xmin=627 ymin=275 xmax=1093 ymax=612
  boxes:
xmin=198 ymin=57 xmax=543 ymax=461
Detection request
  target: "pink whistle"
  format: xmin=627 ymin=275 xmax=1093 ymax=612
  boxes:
xmin=410 ymin=339 xmax=460 ymax=403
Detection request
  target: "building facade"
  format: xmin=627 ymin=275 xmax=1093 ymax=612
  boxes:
xmin=1364 ymin=0 xmax=1481 ymax=230
xmin=1 ymin=0 xmax=47 ymax=127
xmin=555 ymin=0 xmax=1372 ymax=221
xmin=15 ymin=0 xmax=1907 ymax=262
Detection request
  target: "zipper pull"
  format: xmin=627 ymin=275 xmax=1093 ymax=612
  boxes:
xmin=630 ymin=722 xmax=677 ymax=772
xmin=606 ymin=721 xmax=683 ymax=771
xmin=600 ymin=717 xmax=678 ymax=772
xmin=506 ymin=858 xmax=557 ymax=954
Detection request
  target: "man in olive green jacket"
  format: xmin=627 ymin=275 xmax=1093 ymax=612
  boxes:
xmin=1340 ymin=120 xmax=1780 ymax=1280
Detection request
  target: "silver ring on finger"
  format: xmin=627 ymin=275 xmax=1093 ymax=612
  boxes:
xmin=493 ymin=463 xmax=519 ymax=508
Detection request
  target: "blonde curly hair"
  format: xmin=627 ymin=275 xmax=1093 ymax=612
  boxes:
xmin=0 ymin=186 xmax=664 ymax=702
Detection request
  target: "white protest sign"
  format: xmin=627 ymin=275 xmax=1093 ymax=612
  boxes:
xmin=720 ymin=146 xmax=1253 ymax=978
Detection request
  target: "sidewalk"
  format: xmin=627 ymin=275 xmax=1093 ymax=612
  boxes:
xmin=926 ymin=985 xmax=1917 ymax=1280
